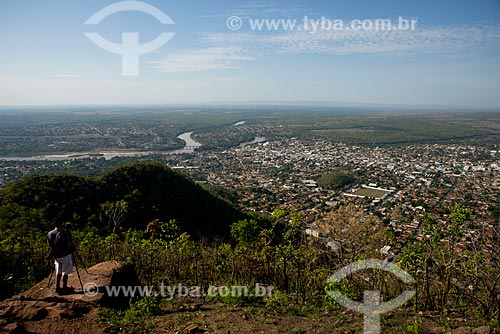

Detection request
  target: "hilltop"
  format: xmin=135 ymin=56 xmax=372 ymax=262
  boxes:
xmin=0 ymin=161 xmax=252 ymax=299
xmin=0 ymin=161 xmax=249 ymax=237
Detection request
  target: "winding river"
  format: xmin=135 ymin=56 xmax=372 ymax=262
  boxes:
xmin=0 ymin=131 xmax=202 ymax=161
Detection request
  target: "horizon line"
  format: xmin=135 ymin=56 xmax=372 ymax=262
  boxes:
xmin=0 ymin=100 xmax=498 ymax=111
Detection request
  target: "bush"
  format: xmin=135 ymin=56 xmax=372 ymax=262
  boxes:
xmin=99 ymin=298 xmax=162 ymax=334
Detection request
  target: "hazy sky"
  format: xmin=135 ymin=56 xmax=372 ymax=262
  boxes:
xmin=1 ymin=0 xmax=500 ymax=107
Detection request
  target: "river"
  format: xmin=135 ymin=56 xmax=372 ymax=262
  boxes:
xmin=240 ymin=136 xmax=266 ymax=147
xmin=0 ymin=131 xmax=203 ymax=161
xmin=176 ymin=131 xmax=202 ymax=148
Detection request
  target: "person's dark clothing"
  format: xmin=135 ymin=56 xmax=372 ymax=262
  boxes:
xmin=47 ymin=229 xmax=73 ymax=259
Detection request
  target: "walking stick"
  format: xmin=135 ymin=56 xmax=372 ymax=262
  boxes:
xmin=47 ymin=259 xmax=55 ymax=288
xmin=72 ymin=254 xmax=84 ymax=292
xmin=73 ymin=247 xmax=89 ymax=274
xmin=67 ymin=228 xmax=89 ymax=274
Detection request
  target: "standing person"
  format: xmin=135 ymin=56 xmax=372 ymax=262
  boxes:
xmin=47 ymin=223 xmax=75 ymax=295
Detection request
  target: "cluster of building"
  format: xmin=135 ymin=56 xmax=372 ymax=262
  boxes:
xmin=171 ymin=138 xmax=499 ymax=256
xmin=1 ymin=136 xmax=498 ymax=257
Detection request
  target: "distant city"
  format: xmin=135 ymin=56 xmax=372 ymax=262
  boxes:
xmin=1 ymin=108 xmax=498 ymax=260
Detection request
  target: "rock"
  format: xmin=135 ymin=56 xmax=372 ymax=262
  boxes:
xmin=473 ymin=326 xmax=491 ymax=334
xmin=427 ymin=326 xmax=444 ymax=334
xmin=28 ymin=260 xmax=139 ymax=306
xmin=452 ymin=326 xmax=491 ymax=334
xmin=46 ymin=300 xmax=92 ymax=319
xmin=185 ymin=324 xmax=199 ymax=334
xmin=421 ymin=316 xmax=443 ymax=334
xmin=1 ymin=322 xmax=25 ymax=334
xmin=0 ymin=260 xmax=141 ymax=324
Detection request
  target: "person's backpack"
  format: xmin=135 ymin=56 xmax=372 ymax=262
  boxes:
xmin=48 ymin=229 xmax=75 ymax=258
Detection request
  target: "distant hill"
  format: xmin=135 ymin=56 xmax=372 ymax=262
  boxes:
xmin=0 ymin=161 xmax=249 ymax=238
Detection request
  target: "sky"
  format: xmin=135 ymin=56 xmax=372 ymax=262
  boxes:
xmin=0 ymin=0 xmax=499 ymax=108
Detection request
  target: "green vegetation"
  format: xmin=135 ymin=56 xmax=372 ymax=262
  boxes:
xmin=0 ymin=161 xmax=246 ymax=236
xmin=317 ymin=168 xmax=356 ymax=190
xmin=42 ymin=202 xmax=500 ymax=327
xmin=0 ymin=108 xmax=499 ymax=157
xmin=99 ymin=297 xmax=162 ymax=334
xmin=0 ymin=161 xmax=250 ymax=298
xmin=404 ymin=318 xmax=423 ymax=334
xmin=278 ymin=111 xmax=500 ymax=146
xmin=0 ymin=158 xmax=498 ymax=332
xmin=398 ymin=209 xmax=500 ymax=318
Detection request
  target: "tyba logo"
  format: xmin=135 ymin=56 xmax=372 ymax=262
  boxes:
xmin=84 ymin=1 xmax=175 ymax=76
xmin=326 ymin=259 xmax=415 ymax=334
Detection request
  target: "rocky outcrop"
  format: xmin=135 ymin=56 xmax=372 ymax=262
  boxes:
xmin=0 ymin=261 xmax=141 ymax=333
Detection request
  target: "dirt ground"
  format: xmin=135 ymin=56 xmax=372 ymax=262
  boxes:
xmin=1 ymin=297 xmax=497 ymax=334
xmin=0 ymin=261 xmax=496 ymax=334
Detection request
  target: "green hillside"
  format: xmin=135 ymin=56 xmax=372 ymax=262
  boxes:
xmin=0 ymin=161 xmax=248 ymax=237
xmin=0 ymin=161 xmax=251 ymax=298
